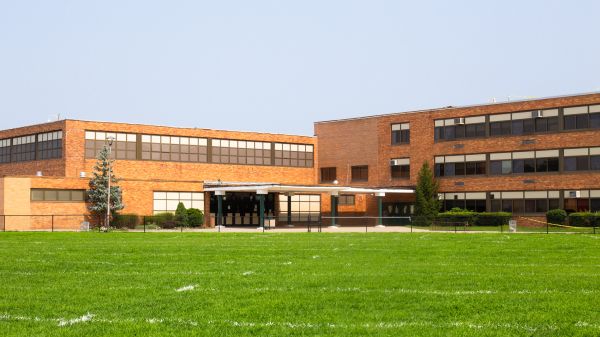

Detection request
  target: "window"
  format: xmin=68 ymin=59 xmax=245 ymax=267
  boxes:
xmin=440 ymin=193 xmax=485 ymax=212
xmin=213 ymin=139 xmax=270 ymax=165
xmin=0 ymin=139 xmax=10 ymax=163
xmin=391 ymin=123 xmax=410 ymax=144
xmin=141 ymin=134 xmax=207 ymax=163
xmin=434 ymin=116 xmax=485 ymax=141
xmin=434 ymin=155 xmax=485 ymax=177
xmin=591 ymin=155 xmax=600 ymax=170
xmin=351 ymin=165 xmax=368 ymax=181
xmin=153 ymin=192 xmax=204 ymax=214
xmin=279 ymin=194 xmax=320 ymax=221
xmin=564 ymin=148 xmax=589 ymax=171
xmin=490 ymin=155 xmax=512 ymax=175
xmin=31 ymin=189 xmax=85 ymax=202
xmin=489 ymin=114 xmax=512 ymax=136
xmin=391 ymin=158 xmax=410 ymax=179
xmin=490 ymin=191 xmax=559 ymax=214
xmin=274 ymin=143 xmax=313 ymax=167
xmin=320 ymin=167 xmax=337 ymax=182
xmin=86 ymin=131 xmax=136 ymax=160
xmin=564 ymin=106 xmax=593 ymax=130
xmin=338 ymin=195 xmax=355 ymax=206
xmin=37 ymin=131 xmax=63 ymax=160
xmin=11 ymin=135 xmax=36 ymax=162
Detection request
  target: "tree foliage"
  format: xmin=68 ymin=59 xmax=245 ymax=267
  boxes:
xmin=414 ymin=161 xmax=440 ymax=222
xmin=175 ymin=202 xmax=189 ymax=226
xmin=87 ymin=146 xmax=124 ymax=225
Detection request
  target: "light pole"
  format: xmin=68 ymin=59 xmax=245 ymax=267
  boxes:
xmin=105 ymin=136 xmax=115 ymax=230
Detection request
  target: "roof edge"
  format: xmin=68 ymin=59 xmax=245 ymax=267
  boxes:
xmin=314 ymin=90 xmax=600 ymax=125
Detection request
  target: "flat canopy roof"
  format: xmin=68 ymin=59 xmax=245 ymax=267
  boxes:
xmin=203 ymin=183 xmax=413 ymax=195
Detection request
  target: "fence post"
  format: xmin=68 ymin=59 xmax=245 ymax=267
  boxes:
xmin=546 ymin=220 xmax=549 ymax=234
xmin=51 ymin=215 xmax=54 ymax=232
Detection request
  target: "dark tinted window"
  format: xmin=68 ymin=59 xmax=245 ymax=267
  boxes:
xmin=391 ymin=165 xmax=410 ymax=179
xmin=320 ymin=167 xmax=337 ymax=182
xmin=351 ymin=165 xmax=368 ymax=181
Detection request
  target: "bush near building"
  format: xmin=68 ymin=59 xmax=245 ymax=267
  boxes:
xmin=436 ymin=208 xmax=511 ymax=226
xmin=568 ymin=212 xmax=600 ymax=227
xmin=546 ymin=209 xmax=568 ymax=225
xmin=187 ymin=208 xmax=204 ymax=227
xmin=112 ymin=214 xmax=142 ymax=229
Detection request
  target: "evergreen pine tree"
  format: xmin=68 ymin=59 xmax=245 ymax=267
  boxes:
xmin=414 ymin=161 xmax=440 ymax=224
xmin=87 ymin=146 xmax=124 ymax=227
xmin=175 ymin=202 xmax=189 ymax=227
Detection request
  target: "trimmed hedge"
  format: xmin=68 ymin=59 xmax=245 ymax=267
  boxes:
xmin=187 ymin=208 xmax=204 ymax=227
xmin=436 ymin=209 xmax=511 ymax=226
xmin=568 ymin=212 xmax=600 ymax=227
xmin=147 ymin=212 xmax=178 ymax=229
xmin=112 ymin=214 xmax=142 ymax=229
xmin=546 ymin=209 xmax=567 ymax=225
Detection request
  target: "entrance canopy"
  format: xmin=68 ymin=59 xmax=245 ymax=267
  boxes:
xmin=203 ymin=183 xmax=414 ymax=196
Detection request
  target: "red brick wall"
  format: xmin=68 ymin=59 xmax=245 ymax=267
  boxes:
xmin=316 ymin=92 xmax=600 ymax=196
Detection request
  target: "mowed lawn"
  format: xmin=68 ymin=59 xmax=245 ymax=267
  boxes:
xmin=0 ymin=233 xmax=599 ymax=336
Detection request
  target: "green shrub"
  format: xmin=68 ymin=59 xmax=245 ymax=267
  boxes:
xmin=437 ymin=208 xmax=477 ymax=225
xmin=436 ymin=210 xmax=511 ymax=227
xmin=187 ymin=208 xmax=204 ymax=227
xmin=546 ymin=209 xmax=567 ymax=225
xmin=175 ymin=202 xmax=189 ymax=227
xmin=147 ymin=212 xmax=177 ymax=229
xmin=474 ymin=212 xmax=511 ymax=226
xmin=568 ymin=212 xmax=600 ymax=227
xmin=112 ymin=214 xmax=141 ymax=229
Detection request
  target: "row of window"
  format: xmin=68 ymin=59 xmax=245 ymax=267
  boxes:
xmin=321 ymin=160 xmax=411 ymax=183
xmin=278 ymin=194 xmax=321 ymax=222
xmin=84 ymin=130 xmax=314 ymax=168
xmin=31 ymin=189 xmax=85 ymax=202
xmin=434 ymin=147 xmax=600 ymax=177
xmin=0 ymin=131 xmax=63 ymax=163
xmin=431 ymin=104 xmax=600 ymax=142
xmin=153 ymin=191 xmax=204 ymax=214
xmin=440 ymin=190 xmax=600 ymax=213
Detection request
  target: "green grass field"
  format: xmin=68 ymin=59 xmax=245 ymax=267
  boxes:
xmin=1 ymin=232 xmax=599 ymax=336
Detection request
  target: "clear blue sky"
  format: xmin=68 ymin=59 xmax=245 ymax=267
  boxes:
xmin=1 ymin=1 xmax=599 ymax=135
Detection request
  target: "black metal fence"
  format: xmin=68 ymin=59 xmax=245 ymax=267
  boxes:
xmin=0 ymin=214 xmax=597 ymax=234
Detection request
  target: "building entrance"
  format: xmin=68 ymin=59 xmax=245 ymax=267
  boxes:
xmin=209 ymin=192 xmax=276 ymax=226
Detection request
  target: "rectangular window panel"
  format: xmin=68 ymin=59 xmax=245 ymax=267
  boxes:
xmin=31 ymin=189 xmax=85 ymax=202
xmin=391 ymin=123 xmax=410 ymax=144
xmin=591 ymin=156 xmax=600 ymax=170
xmin=320 ymin=167 xmax=337 ymax=182
xmin=0 ymin=138 xmax=10 ymax=163
xmin=591 ymin=113 xmax=600 ymax=129
xmin=274 ymin=143 xmax=313 ymax=167
xmin=391 ymin=165 xmax=410 ymax=179
xmin=153 ymin=191 xmax=204 ymax=214
xmin=37 ymin=131 xmax=63 ymax=160
xmin=351 ymin=165 xmax=368 ymax=181
xmin=86 ymin=131 xmax=137 ymax=160
xmin=279 ymin=194 xmax=320 ymax=222
xmin=338 ymin=195 xmax=355 ymax=206
xmin=11 ymin=135 xmax=36 ymax=162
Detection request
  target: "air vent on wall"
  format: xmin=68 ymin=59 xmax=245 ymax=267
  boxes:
xmin=454 ymin=117 xmax=465 ymax=125
xmin=569 ymin=191 xmax=581 ymax=198
xmin=453 ymin=144 xmax=464 ymax=149
xmin=454 ymin=181 xmax=465 ymax=186
xmin=532 ymin=110 xmax=544 ymax=118
xmin=523 ymin=179 xmax=535 ymax=184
